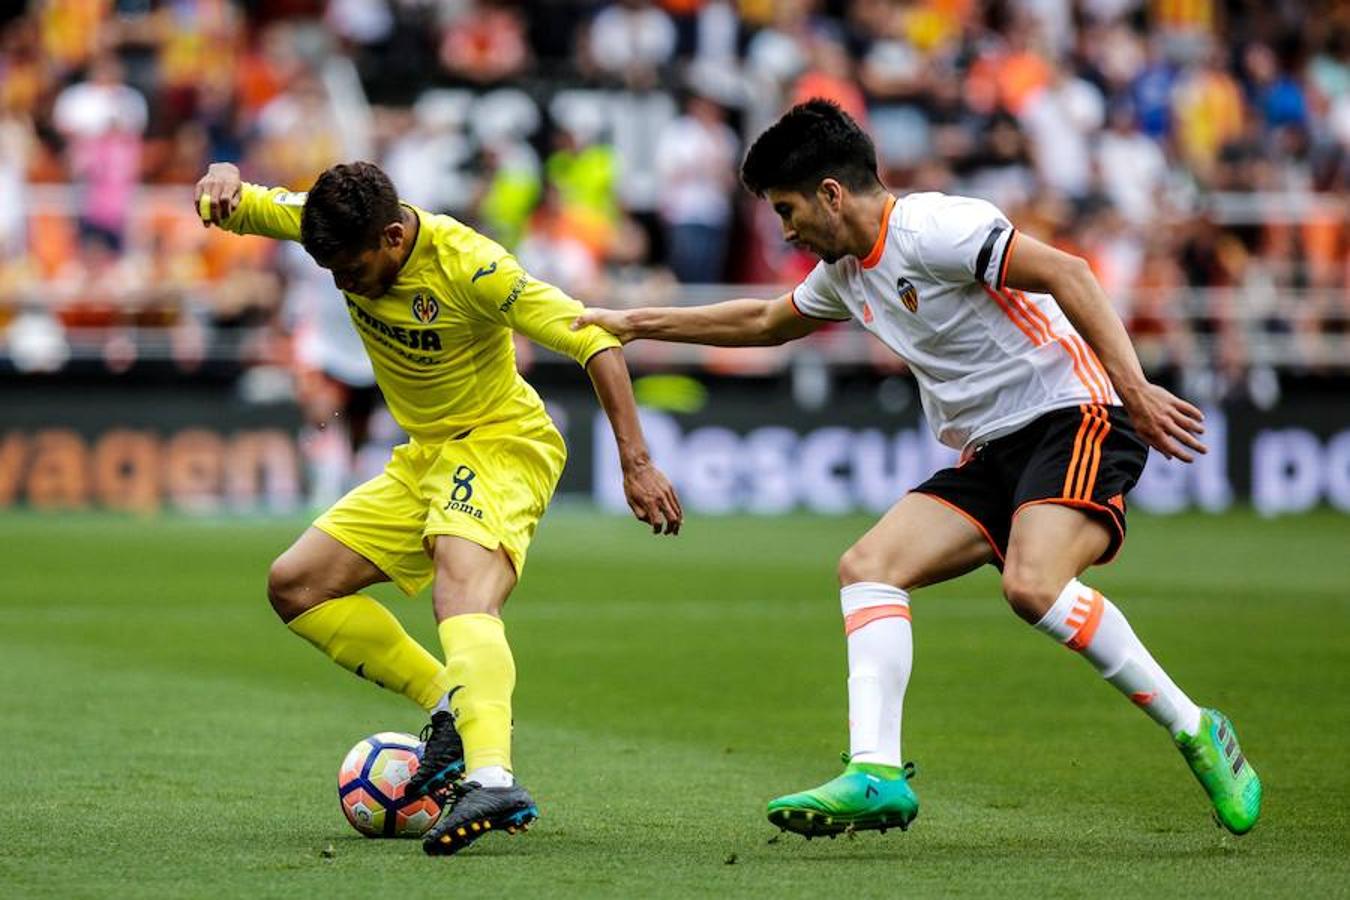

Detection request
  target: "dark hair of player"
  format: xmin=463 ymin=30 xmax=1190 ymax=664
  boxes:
xmin=300 ymin=161 xmax=402 ymax=265
xmin=740 ymin=99 xmax=882 ymax=197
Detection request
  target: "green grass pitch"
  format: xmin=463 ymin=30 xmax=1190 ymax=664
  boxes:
xmin=1 ymin=508 xmax=1347 ymax=898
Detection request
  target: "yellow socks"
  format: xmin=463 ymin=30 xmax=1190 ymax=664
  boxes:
xmin=438 ymin=613 xmax=516 ymax=773
xmin=287 ymin=595 xmax=451 ymax=711
xmin=287 ymin=602 xmax=518 ymax=773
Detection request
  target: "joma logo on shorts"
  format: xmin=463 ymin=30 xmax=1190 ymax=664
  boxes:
xmin=444 ymin=465 xmax=484 ymax=518
xmin=443 ymin=499 xmax=484 ymax=520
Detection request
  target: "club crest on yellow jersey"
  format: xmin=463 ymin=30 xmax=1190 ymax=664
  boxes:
xmin=898 ymin=277 xmax=919 ymax=313
xmin=411 ymin=293 xmax=440 ymax=324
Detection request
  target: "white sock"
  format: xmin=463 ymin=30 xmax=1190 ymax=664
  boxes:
xmin=465 ymin=765 xmax=513 ymax=788
xmin=1035 ymin=579 xmax=1203 ymax=737
xmin=432 ymin=692 xmax=451 ymax=716
xmin=840 ymin=582 xmax=912 ymax=767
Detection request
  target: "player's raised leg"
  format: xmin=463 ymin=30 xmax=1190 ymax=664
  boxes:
xmin=267 ymin=527 xmax=452 ymax=710
xmin=420 ymin=535 xmax=537 ymax=856
xmin=1004 ymin=503 xmax=1261 ymax=834
xmin=767 ymin=492 xmax=997 ymax=838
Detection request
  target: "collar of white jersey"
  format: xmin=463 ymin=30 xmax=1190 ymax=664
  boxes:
xmin=859 ymin=193 xmax=897 ymax=270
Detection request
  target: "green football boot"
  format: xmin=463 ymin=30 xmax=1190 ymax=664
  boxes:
xmin=1175 ymin=708 xmax=1262 ymax=835
xmin=767 ymin=757 xmax=918 ymax=838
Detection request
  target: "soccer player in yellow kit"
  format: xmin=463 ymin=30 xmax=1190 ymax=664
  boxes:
xmin=195 ymin=160 xmax=682 ymax=856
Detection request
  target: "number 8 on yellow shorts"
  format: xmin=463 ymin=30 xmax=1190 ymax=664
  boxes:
xmin=314 ymin=422 xmax=567 ymax=595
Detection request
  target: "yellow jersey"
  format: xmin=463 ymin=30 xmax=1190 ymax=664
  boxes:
xmin=220 ymin=184 xmax=619 ymax=443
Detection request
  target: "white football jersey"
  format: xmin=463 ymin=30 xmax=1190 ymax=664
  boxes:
xmin=791 ymin=191 xmax=1118 ymax=450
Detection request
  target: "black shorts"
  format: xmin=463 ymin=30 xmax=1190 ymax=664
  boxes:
xmin=912 ymin=404 xmax=1149 ymax=568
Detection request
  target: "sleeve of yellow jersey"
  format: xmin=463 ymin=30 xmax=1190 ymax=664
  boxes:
xmin=215 ymin=183 xmax=306 ymax=242
xmin=465 ymin=252 xmax=620 ymax=366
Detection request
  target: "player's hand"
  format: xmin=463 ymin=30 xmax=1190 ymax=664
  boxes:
xmin=1124 ymin=383 xmax=1207 ymax=463
xmin=623 ymin=458 xmax=682 ymax=535
xmin=571 ymin=308 xmax=636 ymax=343
xmin=194 ymin=162 xmax=242 ymax=228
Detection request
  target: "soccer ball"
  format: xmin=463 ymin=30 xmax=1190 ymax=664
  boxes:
xmin=337 ymin=731 xmax=443 ymax=838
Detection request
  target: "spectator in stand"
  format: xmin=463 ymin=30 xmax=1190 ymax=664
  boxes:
xmin=0 ymin=0 xmax=1344 ymax=382
xmin=743 ymin=0 xmax=813 ymax=100
xmin=653 ymin=92 xmax=738 ymax=283
xmin=251 ymin=70 xmax=343 ymax=189
xmin=1172 ymin=49 xmax=1245 ymax=184
xmin=150 ymin=0 xmax=241 ymax=129
xmin=1096 ymin=100 xmax=1169 ymax=226
xmin=476 ymin=135 xmax=543 ymax=248
xmin=1130 ymin=35 xmax=1179 ymax=140
xmin=517 ymin=184 xmax=606 ymax=298
xmin=791 ymin=30 xmax=869 ymax=126
xmin=963 ymin=108 xmax=1037 ymax=211
xmin=545 ymin=118 xmax=621 ymax=251
xmin=439 ymin=0 xmax=532 ymax=85
xmin=52 ymin=54 xmax=148 ymax=249
xmin=36 ymin=0 xmax=109 ymax=76
xmin=1018 ymin=60 xmax=1105 ymax=202
xmin=0 ymin=96 xmax=34 ymax=257
xmin=588 ymin=0 xmax=677 ymax=87
xmin=1 ymin=16 xmax=47 ymax=122
xmin=1243 ymin=41 xmax=1309 ymax=135
xmin=966 ymin=14 xmax=1053 ymax=118
xmin=1128 ymin=234 xmax=1196 ymax=374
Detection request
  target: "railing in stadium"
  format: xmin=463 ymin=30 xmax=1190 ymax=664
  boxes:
xmin=5 ymin=186 xmax=1346 ymax=373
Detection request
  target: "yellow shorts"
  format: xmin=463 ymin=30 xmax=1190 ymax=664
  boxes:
xmin=314 ymin=422 xmax=566 ymax=596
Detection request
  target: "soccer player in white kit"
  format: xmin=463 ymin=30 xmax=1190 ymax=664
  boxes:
xmin=574 ymin=100 xmax=1262 ymax=837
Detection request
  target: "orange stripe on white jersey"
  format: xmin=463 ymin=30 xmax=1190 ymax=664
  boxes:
xmin=1064 ymin=590 xmax=1104 ymax=651
xmin=1076 ymin=336 xmax=1115 ymax=403
xmin=1004 ymin=288 xmax=1054 ymax=345
xmin=1005 ymin=289 xmax=1106 ymax=405
xmin=1069 ymin=335 xmax=1112 ymax=405
xmin=844 ymin=604 xmax=912 ymax=635
xmin=982 ymin=285 xmax=1045 ymax=346
xmin=1056 ymin=335 xmax=1105 ymax=405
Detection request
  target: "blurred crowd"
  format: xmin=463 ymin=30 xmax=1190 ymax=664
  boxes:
xmin=0 ymin=0 xmax=1347 ymax=390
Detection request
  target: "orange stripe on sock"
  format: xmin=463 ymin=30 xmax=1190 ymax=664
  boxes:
xmin=1130 ymin=691 xmax=1157 ymax=707
xmin=844 ymin=604 xmax=911 ymax=635
xmin=1064 ymin=590 xmax=1105 ymax=652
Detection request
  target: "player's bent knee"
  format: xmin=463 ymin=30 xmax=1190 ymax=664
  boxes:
xmin=1000 ymin=566 xmax=1059 ymax=624
xmin=266 ymin=555 xmax=324 ymax=623
xmin=838 ymin=542 xmax=906 ymax=590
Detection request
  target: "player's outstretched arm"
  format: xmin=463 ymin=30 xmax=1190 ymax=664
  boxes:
xmin=1004 ymin=234 xmax=1207 ymax=462
xmin=192 ymin=162 xmax=303 ymax=242
xmin=585 ymin=348 xmax=684 ymax=535
xmin=571 ymin=294 xmax=822 ymax=347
